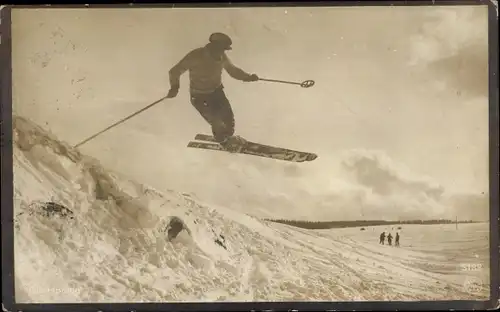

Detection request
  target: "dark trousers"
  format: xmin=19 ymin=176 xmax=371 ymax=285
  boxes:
xmin=190 ymin=86 xmax=235 ymax=142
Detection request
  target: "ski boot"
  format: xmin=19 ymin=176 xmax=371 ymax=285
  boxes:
xmin=219 ymin=135 xmax=248 ymax=153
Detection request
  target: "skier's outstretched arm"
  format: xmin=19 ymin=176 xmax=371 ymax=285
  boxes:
xmin=223 ymin=55 xmax=259 ymax=82
xmin=167 ymin=51 xmax=195 ymax=97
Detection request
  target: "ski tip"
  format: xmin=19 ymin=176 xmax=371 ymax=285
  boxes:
xmin=309 ymin=154 xmax=318 ymax=161
xmin=291 ymin=153 xmax=318 ymax=162
xmin=301 ymin=153 xmax=318 ymax=162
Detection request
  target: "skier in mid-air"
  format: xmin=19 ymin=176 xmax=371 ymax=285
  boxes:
xmin=167 ymin=32 xmax=259 ymax=148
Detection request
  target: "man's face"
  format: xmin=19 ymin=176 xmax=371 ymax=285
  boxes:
xmin=209 ymin=42 xmax=231 ymax=56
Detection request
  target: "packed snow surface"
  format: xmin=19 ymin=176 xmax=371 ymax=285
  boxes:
xmin=13 ymin=116 xmax=489 ymax=303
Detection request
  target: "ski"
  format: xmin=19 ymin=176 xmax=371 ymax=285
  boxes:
xmin=187 ymin=134 xmax=318 ymax=163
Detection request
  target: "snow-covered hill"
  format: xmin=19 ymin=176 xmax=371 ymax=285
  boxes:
xmin=13 ymin=115 xmax=489 ymax=303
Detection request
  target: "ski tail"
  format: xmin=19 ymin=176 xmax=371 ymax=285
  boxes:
xmin=194 ymin=134 xmax=218 ymax=143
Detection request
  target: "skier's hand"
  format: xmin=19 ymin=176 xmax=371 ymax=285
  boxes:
xmin=166 ymin=87 xmax=179 ymax=98
xmin=246 ymin=74 xmax=259 ymax=82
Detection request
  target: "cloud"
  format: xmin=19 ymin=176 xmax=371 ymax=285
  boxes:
xmin=408 ymin=6 xmax=489 ymax=98
xmin=297 ymin=149 xmax=486 ymax=222
xmin=341 ymin=149 xmax=445 ymax=200
xmin=443 ymin=192 xmax=489 ymax=221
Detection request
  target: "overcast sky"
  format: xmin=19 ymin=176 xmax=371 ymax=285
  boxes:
xmin=11 ymin=5 xmax=490 ymax=220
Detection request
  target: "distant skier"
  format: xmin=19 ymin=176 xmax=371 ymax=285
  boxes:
xmin=395 ymin=232 xmax=400 ymax=247
xmin=387 ymin=233 xmax=393 ymax=246
xmin=379 ymin=232 xmax=386 ymax=245
xmin=167 ymin=32 xmax=260 ymax=148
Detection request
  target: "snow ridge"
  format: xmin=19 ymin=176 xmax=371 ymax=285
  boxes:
xmin=13 ymin=115 xmax=489 ymax=303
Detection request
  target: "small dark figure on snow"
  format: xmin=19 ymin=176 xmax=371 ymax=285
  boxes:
xmin=379 ymin=232 xmax=386 ymax=245
xmin=167 ymin=32 xmax=259 ymax=148
xmin=387 ymin=233 xmax=393 ymax=246
xmin=395 ymin=232 xmax=400 ymax=247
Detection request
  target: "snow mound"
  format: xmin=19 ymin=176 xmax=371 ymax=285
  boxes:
xmin=13 ymin=115 xmax=489 ymax=303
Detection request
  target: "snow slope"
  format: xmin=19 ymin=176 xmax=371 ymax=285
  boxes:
xmin=13 ymin=115 xmax=489 ymax=303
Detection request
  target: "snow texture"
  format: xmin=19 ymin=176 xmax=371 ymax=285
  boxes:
xmin=13 ymin=115 xmax=490 ymax=303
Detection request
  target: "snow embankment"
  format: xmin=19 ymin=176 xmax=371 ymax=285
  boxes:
xmin=13 ymin=115 xmax=488 ymax=303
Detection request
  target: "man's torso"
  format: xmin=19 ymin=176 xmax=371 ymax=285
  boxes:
xmin=186 ymin=47 xmax=226 ymax=94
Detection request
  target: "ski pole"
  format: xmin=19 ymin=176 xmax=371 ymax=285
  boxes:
xmin=258 ymin=78 xmax=315 ymax=88
xmin=74 ymin=95 xmax=169 ymax=148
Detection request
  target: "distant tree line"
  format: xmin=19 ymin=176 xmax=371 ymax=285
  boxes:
xmin=262 ymin=218 xmax=480 ymax=230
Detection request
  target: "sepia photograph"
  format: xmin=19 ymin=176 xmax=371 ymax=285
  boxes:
xmin=3 ymin=2 xmax=497 ymax=308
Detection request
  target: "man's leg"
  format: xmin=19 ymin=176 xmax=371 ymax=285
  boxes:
xmin=190 ymin=93 xmax=221 ymax=137
xmin=205 ymin=87 xmax=235 ymax=143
